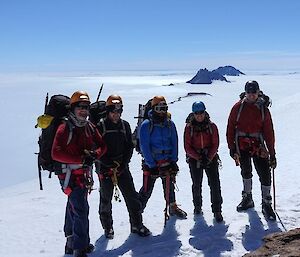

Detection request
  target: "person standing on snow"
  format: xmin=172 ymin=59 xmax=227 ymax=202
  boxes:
xmin=96 ymin=94 xmax=150 ymax=239
xmin=138 ymin=96 xmax=187 ymax=219
xmin=52 ymin=91 xmax=107 ymax=257
xmin=184 ymin=101 xmax=223 ymax=222
xmin=226 ymin=80 xmax=277 ymax=220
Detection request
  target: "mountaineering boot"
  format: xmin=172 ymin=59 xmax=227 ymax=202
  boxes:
xmin=105 ymin=228 xmax=114 ymax=239
xmin=131 ymin=224 xmax=151 ymax=237
xmin=85 ymin=244 xmax=95 ymax=253
xmin=262 ymin=196 xmax=276 ymax=221
xmin=214 ymin=212 xmax=223 ymax=223
xmin=73 ymin=249 xmax=87 ymax=257
xmin=65 ymin=236 xmax=73 ymax=254
xmin=194 ymin=206 xmax=203 ymax=215
xmin=169 ymin=203 xmax=187 ymax=219
xmin=236 ymin=191 xmax=254 ymax=212
xmin=65 ymin=243 xmax=94 ymax=255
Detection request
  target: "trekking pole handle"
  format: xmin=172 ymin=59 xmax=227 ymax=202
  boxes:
xmin=234 ymin=154 xmax=240 ymax=166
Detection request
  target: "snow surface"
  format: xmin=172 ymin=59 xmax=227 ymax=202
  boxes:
xmin=1 ymin=71 xmax=300 ymax=257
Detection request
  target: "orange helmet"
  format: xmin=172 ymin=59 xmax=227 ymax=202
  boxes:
xmin=70 ymin=91 xmax=90 ymax=105
xmin=151 ymin=96 xmax=166 ymax=107
xmin=106 ymin=94 xmax=123 ymax=106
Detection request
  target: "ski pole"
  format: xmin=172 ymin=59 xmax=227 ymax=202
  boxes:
xmin=271 ymin=167 xmax=287 ymax=231
xmin=164 ymin=173 xmax=171 ymax=227
xmin=272 ymin=167 xmax=276 ymax=210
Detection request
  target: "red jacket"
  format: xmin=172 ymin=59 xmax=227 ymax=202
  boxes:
xmin=226 ymin=100 xmax=275 ymax=155
xmin=52 ymin=122 xmax=107 ymax=164
xmin=184 ymin=121 xmax=219 ymax=161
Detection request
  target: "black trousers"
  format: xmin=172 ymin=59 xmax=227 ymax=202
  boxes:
xmin=98 ymin=167 xmax=143 ymax=230
xmin=138 ymin=174 xmax=176 ymax=211
xmin=239 ymin=150 xmax=271 ymax=186
xmin=189 ymin=156 xmax=223 ymax=213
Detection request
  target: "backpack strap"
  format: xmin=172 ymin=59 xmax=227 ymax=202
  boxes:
xmin=65 ymin=119 xmax=74 ymax=145
xmin=99 ymin=118 xmax=127 ymax=140
xmin=189 ymin=121 xmax=212 ymax=139
xmin=237 ymin=97 xmax=266 ymax=123
xmin=236 ymin=99 xmax=245 ymax=124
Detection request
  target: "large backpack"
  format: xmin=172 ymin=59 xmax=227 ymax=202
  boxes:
xmin=37 ymin=94 xmax=70 ymax=188
xmin=89 ymin=100 xmax=107 ymax=125
xmin=132 ymin=98 xmax=172 ymax=153
xmin=132 ymin=99 xmax=152 ymax=153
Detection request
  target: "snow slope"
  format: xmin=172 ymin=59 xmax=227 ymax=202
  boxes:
xmin=0 ymin=71 xmax=300 ymax=257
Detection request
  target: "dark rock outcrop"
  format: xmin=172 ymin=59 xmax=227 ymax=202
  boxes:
xmin=244 ymin=228 xmax=300 ymax=257
xmin=187 ymin=68 xmax=228 ymax=84
xmin=212 ymin=65 xmax=245 ymax=76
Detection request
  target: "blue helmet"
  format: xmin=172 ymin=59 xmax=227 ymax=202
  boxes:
xmin=192 ymin=101 xmax=206 ymax=113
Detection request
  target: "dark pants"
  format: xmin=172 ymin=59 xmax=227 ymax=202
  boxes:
xmin=189 ymin=156 xmax=222 ymax=213
xmin=239 ymin=150 xmax=271 ymax=186
xmin=99 ymin=167 xmax=143 ymax=230
xmin=139 ymin=174 xmax=176 ymax=211
xmin=64 ymin=187 xmax=90 ymax=251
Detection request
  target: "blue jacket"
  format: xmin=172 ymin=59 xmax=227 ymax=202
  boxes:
xmin=139 ymin=113 xmax=178 ymax=168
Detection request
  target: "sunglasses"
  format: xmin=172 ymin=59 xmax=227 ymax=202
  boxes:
xmin=76 ymin=104 xmax=90 ymax=110
xmin=111 ymin=108 xmax=123 ymax=114
xmin=194 ymin=111 xmax=205 ymax=115
xmin=246 ymin=89 xmax=259 ymax=94
xmin=153 ymin=103 xmax=168 ymax=113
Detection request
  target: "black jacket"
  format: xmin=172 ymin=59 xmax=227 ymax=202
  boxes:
xmin=97 ymin=117 xmax=133 ymax=170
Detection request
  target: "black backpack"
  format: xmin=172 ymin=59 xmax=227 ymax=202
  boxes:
xmin=132 ymin=98 xmax=172 ymax=153
xmin=89 ymin=100 xmax=107 ymax=125
xmin=132 ymin=99 xmax=153 ymax=153
xmin=37 ymin=95 xmax=70 ymax=186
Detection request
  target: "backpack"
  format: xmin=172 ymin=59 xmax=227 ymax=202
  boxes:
xmin=238 ymin=91 xmax=271 ymax=123
xmin=89 ymin=100 xmax=107 ymax=125
xmin=132 ymin=99 xmax=152 ymax=153
xmin=37 ymin=94 xmax=70 ymax=189
xmin=133 ymin=98 xmax=173 ymax=153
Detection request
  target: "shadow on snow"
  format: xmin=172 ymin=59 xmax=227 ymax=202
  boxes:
xmin=242 ymin=208 xmax=281 ymax=251
xmin=189 ymin=215 xmax=233 ymax=257
xmin=91 ymin=217 xmax=181 ymax=257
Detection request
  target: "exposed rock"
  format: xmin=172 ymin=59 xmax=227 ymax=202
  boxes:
xmin=187 ymin=68 xmax=228 ymax=84
xmin=243 ymin=228 xmax=300 ymax=257
xmin=212 ymin=65 xmax=245 ymax=76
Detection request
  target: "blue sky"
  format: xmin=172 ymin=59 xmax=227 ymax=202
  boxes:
xmin=1 ymin=0 xmax=300 ymax=72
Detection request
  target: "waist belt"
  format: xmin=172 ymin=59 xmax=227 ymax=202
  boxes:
xmin=235 ymin=130 xmax=266 ymax=156
xmin=236 ymin=131 xmax=262 ymax=138
xmin=152 ymin=149 xmax=172 ymax=154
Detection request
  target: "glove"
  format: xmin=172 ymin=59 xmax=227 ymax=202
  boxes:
xmin=229 ymin=149 xmax=236 ymax=159
xmin=170 ymin=162 xmax=179 ymax=172
xmin=269 ymin=154 xmax=277 ymax=169
xmin=170 ymin=161 xmax=179 ymax=176
xmin=83 ymin=150 xmax=96 ymax=167
xmin=83 ymin=155 xmax=94 ymax=167
xmin=201 ymin=156 xmax=211 ymax=169
xmin=149 ymin=166 xmax=159 ymax=176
